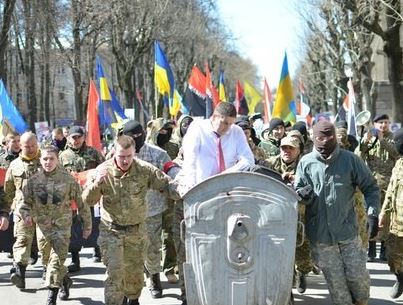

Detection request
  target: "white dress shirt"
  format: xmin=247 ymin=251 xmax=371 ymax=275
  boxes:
xmin=179 ymin=118 xmax=254 ymax=193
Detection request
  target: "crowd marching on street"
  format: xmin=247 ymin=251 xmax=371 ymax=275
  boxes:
xmin=0 ymin=101 xmax=402 ymax=305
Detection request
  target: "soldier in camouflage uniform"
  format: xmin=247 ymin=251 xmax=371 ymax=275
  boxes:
xmin=18 ymin=145 xmax=92 ymax=305
xmin=145 ymin=118 xmax=179 ymax=292
xmin=355 ymin=114 xmax=398 ymax=261
xmin=379 ymin=128 xmax=403 ymax=299
xmin=59 ymin=126 xmax=104 ymax=272
xmin=5 ymin=132 xmax=41 ymax=289
xmin=236 ymin=120 xmax=267 ymax=162
xmin=290 ymin=121 xmax=314 ymax=155
xmin=0 ymin=132 xmax=21 ymax=167
xmin=263 ymin=136 xmax=313 ymax=294
xmin=0 ymin=132 xmax=21 ymax=257
xmin=258 ymin=118 xmax=285 ymax=157
xmin=82 ymin=135 xmax=179 ymax=305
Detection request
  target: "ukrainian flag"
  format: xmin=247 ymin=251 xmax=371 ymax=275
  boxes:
xmin=219 ymin=70 xmax=226 ymax=102
xmin=96 ymin=57 xmax=117 ymax=126
xmin=272 ymin=52 xmax=296 ymax=123
xmin=154 ymin=41 xmax=176 ymax=115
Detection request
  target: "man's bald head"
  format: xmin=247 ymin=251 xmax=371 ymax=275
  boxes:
xmin=20 ymin=132 xmax=38 ymax=158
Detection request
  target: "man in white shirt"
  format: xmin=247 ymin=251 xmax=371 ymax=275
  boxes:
xmin=179 ymin=102 xmax=254 ymax=195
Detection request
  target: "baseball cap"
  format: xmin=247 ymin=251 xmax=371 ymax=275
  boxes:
xmin=280 ymin=136 xmax=300 ymax=148
xmin=69 ymin=126 xmax=84 ymax=137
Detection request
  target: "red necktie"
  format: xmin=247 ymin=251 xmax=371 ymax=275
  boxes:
xmin=215 ymin=133 xmax=225 ymax=173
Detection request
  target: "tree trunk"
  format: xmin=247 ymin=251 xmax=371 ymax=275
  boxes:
xmin=0 ymin=0 xmax=17 ymax=83
xmin=72 ymin=0 xmax=83 ymax=122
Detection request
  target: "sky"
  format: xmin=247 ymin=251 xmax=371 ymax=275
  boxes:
xmin=216 ymin=0 xmax=306 ymax=89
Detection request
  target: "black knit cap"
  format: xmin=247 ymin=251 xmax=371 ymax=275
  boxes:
xmin=122 ymin=120 xmax=144 ymax=135
xmin=292 ymin=121 xmax=308 ymax=141
xmin=268 ymin=118 xmax=285 ymax=134
xmin=394 ymin=128 xmax=403 ymax=155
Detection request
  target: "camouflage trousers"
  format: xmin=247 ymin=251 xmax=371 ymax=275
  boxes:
xmin=144 ymin=209 xmax=177 ymax=275
xmin=172 ymin=200 xmax=186 ymax=295
xmin=162 ymin=203 xmax=177 ymax=275
xmin=354 ymin=192 xmax=369 ymax=246
xmin=295 ymin=238 xmax=313 ymax=274
xmin=13 ymin=215 xmax=35 ymax=266
xmin=36 ymin=227 xmax=52 ymax=267
xmin=98 ymin=222 xmax=145 ymax=305
xmin=37 ymin=228 xmax=69 ymax=288
xmin=385 ymin=233 xmax=403 ymax=274
xmin=311 ymin=236 xmax=370 ymax=305
xmin=295 ymin=206 xmax=313 ymax=274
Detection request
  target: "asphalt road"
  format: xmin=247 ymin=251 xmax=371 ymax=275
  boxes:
xmin=0 ymin=247 xmax=402 ymax=305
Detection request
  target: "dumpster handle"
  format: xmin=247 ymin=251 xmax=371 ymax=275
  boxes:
xmin=296 ymin=221 xmax=305 ymax=247
xmin=180 ymin=219 xmax=185 ymax=243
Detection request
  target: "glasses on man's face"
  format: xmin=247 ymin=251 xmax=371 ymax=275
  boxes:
xmin=315 ymin=135 xmax=334 ymax=142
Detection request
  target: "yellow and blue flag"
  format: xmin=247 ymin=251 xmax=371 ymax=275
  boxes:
xmin=0 ymin=79 xmax=27 ymax=134
xmin=272 ymin=52 xmax=296 ymax=123
xmin=219 ymin=70 xmax=226 ymax=102
xmin=154 ymin=41 xmax=176 ymax=115
xmin=96 ymin=57 xmax=127 ymax=127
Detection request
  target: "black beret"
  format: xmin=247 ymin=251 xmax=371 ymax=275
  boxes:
xmin=373 ymin=114 xmax=389 ymax=122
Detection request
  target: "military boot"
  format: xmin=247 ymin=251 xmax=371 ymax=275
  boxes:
xmin=149 ymin=273 xmax=163 ymax=298
xmin=296 ymin=271 xmax=306 ymax=293
xmin=93 ymin=245 xmax=102 ymax=262
xmin=59 ymin=275 xmax=73 ymax=300
xmin=390 ymin=273 xmax=403 ymax=299
xmin=67 ymin=251 xmax=80 ymax=273
xmin=122 ymin=296 xmax=127 ymax=305
xmin=46 ymin=288 xmax=59 ymax=305
xmin=10 ymin=263 xmax=26 ymax=289
xmin=127 ymin=299 xmax=140 ymax=305
xmin=29 ymin=249 xmax=39 ymax=265
xmin=367 ymin=240 xmax=376 ymax=262
xmin=379 ymin=241 xmax=387 ymax=261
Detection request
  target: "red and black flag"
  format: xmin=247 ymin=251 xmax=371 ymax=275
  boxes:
xmin=235 ymin=80 xmax=249 ymax=115
xmin=184 ymin=66 xmax=208 ymax=117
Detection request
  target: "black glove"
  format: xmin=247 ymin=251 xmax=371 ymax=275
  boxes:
xmin=296 ymin=184 xmax=313 ymax=201
xmin=367 ymin=215 xmax=379 ymax=239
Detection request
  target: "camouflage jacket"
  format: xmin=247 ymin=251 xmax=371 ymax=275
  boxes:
xmin=249 ymin=139 xmax=267 ymax=163
xmin=18 ymin=166 xmax=92 ymax=236
xmin=82 ymin=158 xmax=178 ymax=227
xmin=137 ymin=143 xmax=171 ymax=217
xmin=264 ymin=154 xmax=298 ymax=176
xmin=4 ymin=155 xmax=41 ymax=214
xmin=381 ymin=157 xmax=403 ymax=236
xmin=105 ymin=143 xmax=171 ymax=217
xmin=356 ymin=131 xmax=398 ymax=190
xmin=59 ymin=144 xmax=104 ymax=173
xmin=0 ymin=150 xmax=20 ymax=169
xmin=258 ymin=137 xmax=280 ymax=157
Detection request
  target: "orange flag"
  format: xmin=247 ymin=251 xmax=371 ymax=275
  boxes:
xmin=86 ymin=80 xmax=103 ymax=153
xmin=0 ymin=168 xmax=7 ymax=187
xmin=70 ymin=169 xmax=96 ymax=210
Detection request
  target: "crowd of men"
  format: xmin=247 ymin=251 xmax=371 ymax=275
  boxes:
xmin=0 ymin=102 xmax=402 ymax=305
